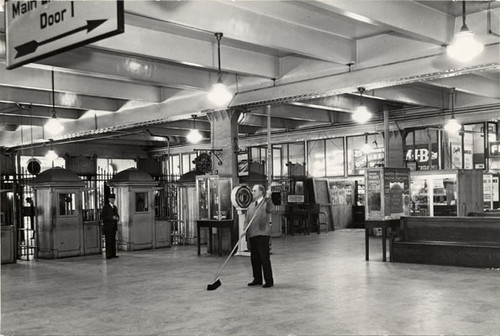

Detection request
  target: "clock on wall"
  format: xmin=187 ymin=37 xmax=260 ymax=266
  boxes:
xmin=27 ymin=159 xmax=41 ymax=175
xmin=195 ymin=152 xmax=212 ymax=174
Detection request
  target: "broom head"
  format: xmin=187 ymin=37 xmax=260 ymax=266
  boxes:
xmin=207 ymin=278 xmax=221 ymax=291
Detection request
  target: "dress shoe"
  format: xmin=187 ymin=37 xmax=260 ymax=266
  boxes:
xmin=247 ymin=281 xmax=263 ymax=286
xmin=262 ymin=283 xmax=274 ymax=288
xmin=113 ymin=256 xmax=119 ymax=258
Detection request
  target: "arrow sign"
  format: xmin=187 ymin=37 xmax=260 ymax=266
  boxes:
xmin=6 ymin=0 xmax=124 ymax=69
xmin=15 ymin=19 xmax=107 ymax=59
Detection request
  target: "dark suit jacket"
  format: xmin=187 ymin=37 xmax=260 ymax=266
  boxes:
xmin=101 ymin=202 xmax=119 ymax=234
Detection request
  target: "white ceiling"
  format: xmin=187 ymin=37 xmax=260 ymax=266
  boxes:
xmin=0 ymin=0 xmax=499 ymax=154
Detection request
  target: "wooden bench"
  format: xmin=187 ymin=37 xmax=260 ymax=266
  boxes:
xmin=391 ymin=216 xmax=500 ymax=268
xmin=468 ymin=210 xmax=500 ymax=217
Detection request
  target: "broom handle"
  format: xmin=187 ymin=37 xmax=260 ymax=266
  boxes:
xmin=212 ymin=199 xmax=266 ymax=281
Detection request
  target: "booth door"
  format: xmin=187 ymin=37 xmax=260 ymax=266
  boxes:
xmin=54 ymin=191 xmax=83 ymax=257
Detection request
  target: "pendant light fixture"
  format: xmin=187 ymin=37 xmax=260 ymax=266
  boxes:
xmin=44 ymin=70 xmax=64 ymax=135
xmin=207 ymin=32 xmax=233 ymax=107
xmin=446 ymin=1 xmax=484 ymax=62
xmin=352 ymin=87 xmax=372 ymax=124
xmin=361 ymin=133 xmax=372 ymax=154
xmin=444 ymin=88 xmax=462 ymax=134
xmin=45 ymin=139 xmax=58 ymax=161
xmin=187 ymin=114 xmax=203 ymax=144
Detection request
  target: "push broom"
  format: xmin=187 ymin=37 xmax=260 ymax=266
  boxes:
xmin=207 ymin=200 xmax=265 ymax=291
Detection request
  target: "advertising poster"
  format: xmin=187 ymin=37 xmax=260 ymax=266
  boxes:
xmin=451 ymin=143 xmax=463 ymax=169
xmin=366 ymin=170 xmax=381 ymax=219
xmin=383 ymin=168 xmax=410 ymax=219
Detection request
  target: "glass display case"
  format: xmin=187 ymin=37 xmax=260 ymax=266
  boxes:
xmin=196 ymin=175 xmax=232 ymax=220
xmin=410 ymin=169 xmax=483 ymax=217
xmin=365 ymin=167 xmax=410 ymax=220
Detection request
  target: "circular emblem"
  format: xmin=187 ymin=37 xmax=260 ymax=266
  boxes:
xmin=27 ymin=159 xmax=41 ymax=175
xmin=195 ymin=153 xmax=212 ymax=173
xmin=231 ymin=185 xmax=252 ymax=209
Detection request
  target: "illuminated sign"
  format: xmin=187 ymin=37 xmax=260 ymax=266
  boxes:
xmin=490 ymin=141 xmax=500 ymax=157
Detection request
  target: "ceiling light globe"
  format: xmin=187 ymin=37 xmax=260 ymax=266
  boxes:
xmin=45 ymin=149 xmax=58 ymax=161
xmin=446 ymin=29 xmax=484 ymax=62
xmin=352 ymin=106 xmax=372 ymax=124
xmin=361 ymin=142 xmax=373 ymax=154
xmin=207 ymin=82 xmax=233 ymax=106
xmin=187 ymin=129 xmax=203 ymax=144
xmin=444 ymin=117 xmax=462 ymax=134
xmin=45 ymin=117 xmax=64 ymax=135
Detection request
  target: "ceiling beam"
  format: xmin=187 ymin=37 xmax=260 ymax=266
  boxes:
xmin=0 ymin=85 xmax=125 ymax=112
xmin=0 ymin=125 xmax=17 ymax=132
xmin=231 ymin=44 xmax=500 ymax=107
xmin=228 ymin=0 xmax=386 ymax=40
xmin=293 ymin=94 xmax=388 ymax=114
xmin=0 ymin=116 xmax=46 ymax=127
xmin=40 ymin=47 xmax=212 ymax=91
xmin=0 ymin=64 xmax=163 ymax=102
xmin=0 ymin=103 xmax=82 ymax=120
xmin=366 ymin=85 xmax=448 ymax=109
xmin=91 ymin=23 xmax=278 ymax=79
xmin=150 ymin=120 xmax=211 ymax=132
xmin=424 ymin=74 xmax=500 ymax=100
xmin=242 ymin=113 xmax=310 ymax=130
xmin=249 ymin=104 xmax=337 ymax=123
xmin=310 ymin=0 xmax=454 ymax=44
xmin=124 ymin=1 xmax=355 ymax=64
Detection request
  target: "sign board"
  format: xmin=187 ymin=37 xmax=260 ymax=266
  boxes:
xmin=287 ymin=195 xmax=304 ymax=203
xmin=5 ymin=0 xmax=124 ymax=69
xmin=490 ymin=141 xmax=500 ymax=157
xmin=405 ymin=144 xmax=439 ymax=170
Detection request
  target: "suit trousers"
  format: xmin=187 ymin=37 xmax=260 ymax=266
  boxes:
xmin=104 ymin=231 xmax=117 ymax=258
xmin=249 ymin=235 xmax=273 ymax=285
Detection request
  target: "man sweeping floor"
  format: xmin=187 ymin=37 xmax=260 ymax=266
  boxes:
xmin=245 ymin=184 xmax=274 ymax=288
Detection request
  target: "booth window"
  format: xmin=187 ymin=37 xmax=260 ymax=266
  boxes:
xmin=488 ymin=122 xmax=500 ymax=171
xmin=308 ymin=139 xmax=326 ymax=177
xmin=249 ymin=146 xmax=267 ymax=176
xmin=347 ymin=134 xmax=384 ymax=175
xmin=169 ymin=154 xmax=180 ymax=177
xmin=463 ymin=122 xmax=486 ymax=170
xmin=135 ymin=192 xmax=149 ymax=212
xmin=272 ymin=145 xmax=282 ymax=178
xmin=404 ymin=128 xmax=440 ymax=170
xmin=181 ymin=153 xmax=196 ymax=174
xmin=59 ymin=193 xmax=76 ymax=216
xmin=326 ymin=137 xmax=345 ymax=177
xmin=288 ymin=143 xmax=305 ymax=176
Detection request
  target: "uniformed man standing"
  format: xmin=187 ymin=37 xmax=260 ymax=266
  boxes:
xmin=101 ymin=194 xmax=119 ymax=259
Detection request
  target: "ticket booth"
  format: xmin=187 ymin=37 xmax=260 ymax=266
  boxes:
xmin=32 ymin=167 xmax=86 ymax=259
xmin=109 ymin=168 xmax=157 ymax=251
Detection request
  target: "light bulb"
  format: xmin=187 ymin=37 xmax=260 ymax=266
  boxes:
xmin=361 ymin=142 xmax=373 ymax=154
xmin=45 ymin=149 xmax=58 ymax=161
xmin=187 ymin=129 xmax=202 ymax=144
xmin=45 ymin=115 xmax=64 ymax=135
xmin=207 ymin=81 xmax=233 ymax=106
xmin=352 ymin=105 xmax=372 ymax=124
xmin=447 ymin=28 xmax=484 ymax=62
xmin=444 ymin=117 xmax=462 ymax=134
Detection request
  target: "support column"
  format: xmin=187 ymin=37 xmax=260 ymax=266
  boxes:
xmin=205 ymin=109 xmax=240 ymax=180
xmin=384 ymin=106 xmax=390 ymax=167
xmin=206 ymin=109 xmax=241 ymax=254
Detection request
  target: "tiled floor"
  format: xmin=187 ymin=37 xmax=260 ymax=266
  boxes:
xmin=2 ymin=229 xmax=500 ymax=335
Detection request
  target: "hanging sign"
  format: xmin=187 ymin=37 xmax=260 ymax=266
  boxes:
xmin=5 ymin=0 xmax=124 ymax=69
